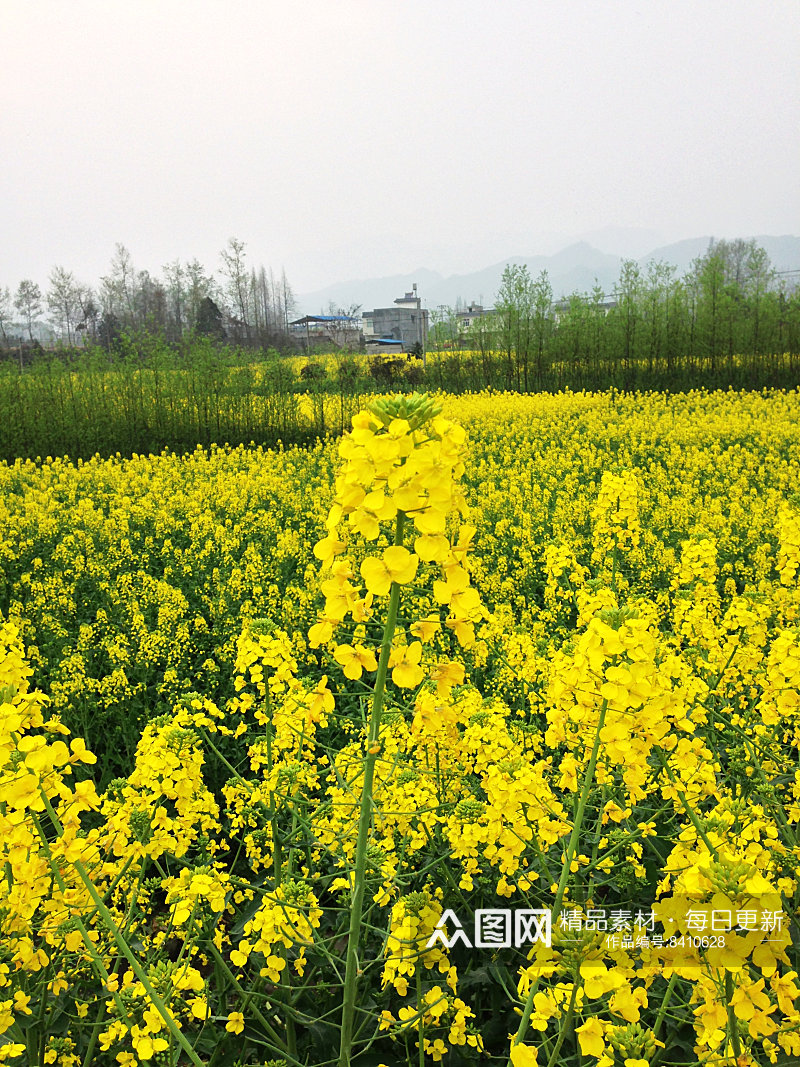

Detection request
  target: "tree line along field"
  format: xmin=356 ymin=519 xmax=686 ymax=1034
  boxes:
xmin=2 ymin=236 xmax=800 ymax=463
xmin=3 ymin=236 xmax=799 ymax=366
xmin=1 ymin=389 xmax=800 ymax=1065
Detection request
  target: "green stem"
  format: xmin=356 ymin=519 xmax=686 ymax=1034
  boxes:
xmin=652 ymin=972 xmax=678 ymax=1041
xmin=38 ymin=790 xmax=205 ymax=1067
xmin=545 ymin=974 xmax=581 ymax=1067
xmin=417 ymin=965 xmax=425 ymax=1067
xmin=204 ymin=940 xmax=292 ymax=1057
xmin=30 ymin=946 xmax=53 ymax=1067
xmin=553 ymin=698 xmax=609 ymax=918
xmin=264 ymin=687 xmax=284 ymax=885
xmin=656 ymin=750 xmax=718 ymax=858
xmin=81 ymin=856 xmax=149 ymax=1067
xmin=338 ymin=511 xmax=406 ymax=1067
xmin=509 ymin=697 xmax=609 ymax=1061
xmin=286 ymin=797 xmax=300 ymax=877
xmin=725 ymin=970 xmax=742 ymax=1060
xmin=282 ymin=962 xmax=298 ymax=1059
xmin=29 ymin=812 xmax=131 ymax=1032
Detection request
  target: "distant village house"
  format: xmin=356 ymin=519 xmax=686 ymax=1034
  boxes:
xmin=289 ymin=314 xmax=362 ymax=351
xmin=362 ymin=287 xmax=429 ymax=354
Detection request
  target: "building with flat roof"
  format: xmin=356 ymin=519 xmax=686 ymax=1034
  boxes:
xmin=457 ymin=303 xmax=494 ymax=330
xmin=361 ymin=287 xmax=428 ymax=353
xmin=289 ymin=314 xmax=361 ymax=350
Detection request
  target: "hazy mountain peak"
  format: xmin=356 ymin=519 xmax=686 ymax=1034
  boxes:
xmin=296 ymin=234 xmax=800 ymax=315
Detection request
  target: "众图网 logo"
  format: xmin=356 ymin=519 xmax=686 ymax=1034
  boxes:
xmin=426 ymin=908 xmax=552 ymax=949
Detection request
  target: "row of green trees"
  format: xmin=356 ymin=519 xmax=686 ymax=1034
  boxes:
xmin=0 ymin=238 xmax=298 ymax=356
xmin=429 ymin=239 xmax=800 ymax=391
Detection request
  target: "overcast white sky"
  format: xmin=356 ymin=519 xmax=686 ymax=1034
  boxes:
xmin=3 ymin=0 xmax=799 ymax=294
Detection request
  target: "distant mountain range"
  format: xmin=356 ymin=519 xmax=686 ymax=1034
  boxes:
xmin=296 ymin=235 xmax=800 ymax=316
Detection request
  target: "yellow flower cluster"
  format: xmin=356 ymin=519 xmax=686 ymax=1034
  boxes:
xmin=382 ymin=890 xmax=456 ymax=997
xmin=0 ymin=622 xmax=100 ymax=972
xmin=310 ymin=394 xmax=483 ymax=655
xmin=0 ymin=625 xmax=234 ymax=1064
xmin=591 ymin=470 xmax=641 ymax=567
xmin=380 ymin=891 xmax=483 ymax=1060
xmin=231 ymin=880 xmax=322 ymax=981
xmin=777 ymin=503 xmax=800 ymax=585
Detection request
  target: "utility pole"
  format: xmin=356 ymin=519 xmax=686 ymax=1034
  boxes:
xmin=412 ymin=282 xmax=426 ymax=368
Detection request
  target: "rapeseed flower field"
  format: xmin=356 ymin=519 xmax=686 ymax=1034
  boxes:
xmin=1 ymin=388 xmax=799 ymax=1066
